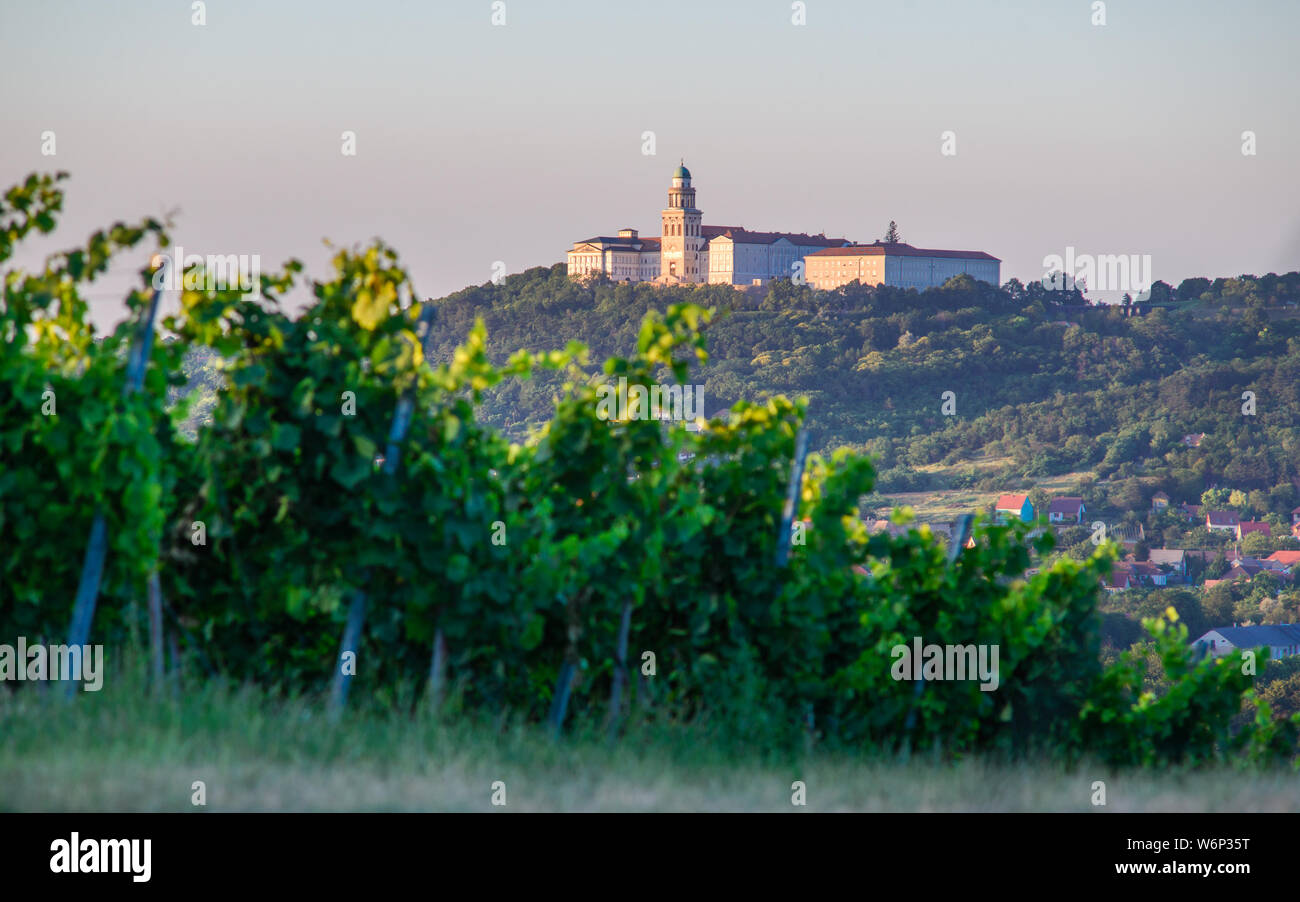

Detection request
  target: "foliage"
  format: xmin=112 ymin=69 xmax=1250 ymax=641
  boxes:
xmin=420 ymin=265 xmax=1300 ymax=519
xmin=1078 ymin=608 xmax=1300 ymax=767
xmin=3 ymin=173 xmax=1296 ymax=769
xmin=0 ymin=172 xmax=182 ymax=641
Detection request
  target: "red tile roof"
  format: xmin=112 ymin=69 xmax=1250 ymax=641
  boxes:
xmin=1266 ymin=551 xmax=1300 ymax=566
xmin=1103 ymin=566 xmax=1132 ymax=589
xmin=1206 ymin=511 xmax=1240 ymax=527
xmin=1047 ymin=497 xmax=1084 ymax=516
xmin=996 ymin=494 xmax=1030 ymax=511
xmin=1238 ymin=521 xmax=1271 ymax=537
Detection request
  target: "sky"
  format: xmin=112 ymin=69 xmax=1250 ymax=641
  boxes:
xmin=2 ymin=0 xmax=1298 ymax=330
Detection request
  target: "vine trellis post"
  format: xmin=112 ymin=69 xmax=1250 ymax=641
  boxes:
xmin=64 ymin=283 xmax=163 ymax=698
xmin=775 ymin=427 xmax=810 ymax=569
xmin=902 ymin=512 xmax=974 ymax=748
xmin=330 ymin=301 xmax=438 ymax=715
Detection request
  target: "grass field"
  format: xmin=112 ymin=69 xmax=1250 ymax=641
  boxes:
xmin=875 ymin=461 xmax=1096 ymax=524
xmin=3 ymin=666 xmax=1297 ymax=813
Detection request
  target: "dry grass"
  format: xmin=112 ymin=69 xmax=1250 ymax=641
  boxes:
xmin=876 ymin=463 xmax=1096 ymax=524
xmin=2 ymin=676 xmax=1297 ymax=813
xmin=8 ymin=748 xmax=1300 ymax=813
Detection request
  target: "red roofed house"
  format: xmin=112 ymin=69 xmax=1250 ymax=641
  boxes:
xmin=1236 ymin=521 xmax=1271 ymax=541
xmin=1229 ymin=559 xmax=1270 ymax=581
xmin=1102 ymin=565 xmax=1133 ymax=593
xmin=995 ymin=494 xmax=1034 ymax=524
xmin=1206 ymin=510 xmax=1240 ymax=532
xmin=1047 ymin=496 xmax=1086 ymax=524
xmin=1205 ymin=567 xmax=1254 ymax=588
xmin=1266 ymin=550 xmax=1300 ymax=568
xmin=1119 ymin=560 xmax=1165 ymax=586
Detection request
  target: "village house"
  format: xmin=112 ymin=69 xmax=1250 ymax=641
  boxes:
xmin=1047 ymin=496 xmax=1086 ymax=524
xmin=1106 ymin=555 xmax=1178 ymax=589
xmin=1266 ymin=550 xmax=1300 ymax=568
xmin=1182 ymin=433 xmax=1207 ymax=448
xmin=1151 ymin=491 xmax=1170 ymax=512
xmin=1128 ymin=560 xmax=1165 ymax=586
xmin=1253 ymin=558 xmax=1294 ymax=580
xmin=995 ymin=494 xmax=1034 ymax=524
xmin=1102 ymin=566 xmax=1132 ymax=593
xmin=1237 ymin=520 xmax=1271 ymax=541
xmin=1232 ymin=559 xmax=1269 ymax=580
xmin=1178 ymin=502 xmax=1202 ymax=522
xmin=1205 ymin=510 xmax=1240 ymax=532
xmin=1147 ymin=548 xmax=1187 ymax=575
xmin=1147 ymin=548 xmax=1188 ymax=583
xmin=1206 ymin=557 xmax=1295 ymax=588
xmin=1192 ymin=625 xmax=1300 ymax=661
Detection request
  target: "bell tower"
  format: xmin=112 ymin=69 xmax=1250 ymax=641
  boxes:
xmin=661 ymin=161 xmax=702 ymax=282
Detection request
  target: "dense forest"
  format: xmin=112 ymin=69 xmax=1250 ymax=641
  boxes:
xmin=176 ymin=264 xmax=1300 ymax=525
xmin=419 ymin=267 xmax=1300 ymax=709
xmin=419 ymin=266 xmax=1300 ymax=507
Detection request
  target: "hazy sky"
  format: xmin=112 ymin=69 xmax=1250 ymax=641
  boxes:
xmin=3 ymin=0 xmax=1297 ymax=329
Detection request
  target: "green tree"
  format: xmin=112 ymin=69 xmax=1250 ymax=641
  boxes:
xmin=1202 ymin=488 xmax=1230 ymax=509
xmin=1242 ymin=532 xmax=1272 ymax=556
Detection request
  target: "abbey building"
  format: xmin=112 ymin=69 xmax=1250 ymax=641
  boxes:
xmin=566 ymin=164 xmax=999 ymax=291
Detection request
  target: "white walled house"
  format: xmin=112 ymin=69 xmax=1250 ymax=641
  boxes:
xmin=1192 ymin=625 xmax=1300 ymax=660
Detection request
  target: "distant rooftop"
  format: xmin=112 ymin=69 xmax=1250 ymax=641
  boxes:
xmin=809 ymin=241 xmax=999 ymax=262
xmin=1205 ymin=625 xmax=1300 ymax=648
xmin=573 ymin=235 xmax=661 ymax=250
xmin=706 ymin=226 xmax=849 ymax=248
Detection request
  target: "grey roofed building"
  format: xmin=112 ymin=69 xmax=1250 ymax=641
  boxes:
xmin=1192 ymin=624 xmax=1300 ymax=660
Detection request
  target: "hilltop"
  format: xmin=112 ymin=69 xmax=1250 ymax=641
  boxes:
xmin=425 ymin=266 xmax=1300 ymax=519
